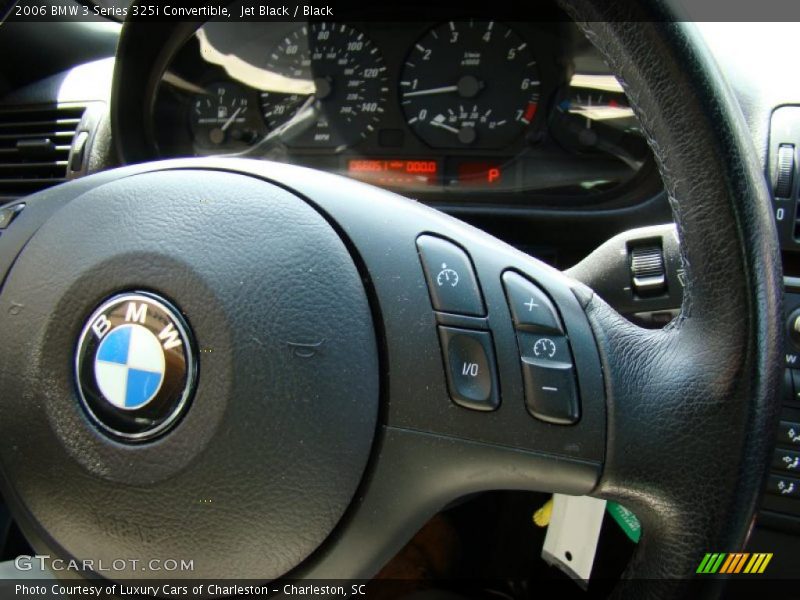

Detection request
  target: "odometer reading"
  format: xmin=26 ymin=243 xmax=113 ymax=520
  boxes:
xmin=260 ymin=23 xmax=388 ymax=150
xmin=400 ymin=21 xmax=541 ymax=149
xmin=347 ymin=158 xmax=439 ymax=187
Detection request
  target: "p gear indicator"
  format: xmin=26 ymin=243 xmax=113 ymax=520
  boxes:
xmin=457 ymin=161 xmax=504 ymax=186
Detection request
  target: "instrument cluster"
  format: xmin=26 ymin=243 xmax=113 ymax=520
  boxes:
xmin=149 ymin=20 xmax=658 ymax=205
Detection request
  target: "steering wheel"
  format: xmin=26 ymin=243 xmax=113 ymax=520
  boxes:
xmin=0 ymin=3 xmax=782 ymax=599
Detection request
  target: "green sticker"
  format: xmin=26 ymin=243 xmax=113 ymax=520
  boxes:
xmin=607 ymin=502 xmax=641 ymax=543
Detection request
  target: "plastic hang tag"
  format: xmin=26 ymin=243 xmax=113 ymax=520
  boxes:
xmin=607 ymin=501 xmax=641 ymax=543
xmin=541 ymin=494 xmax=607 ymax=587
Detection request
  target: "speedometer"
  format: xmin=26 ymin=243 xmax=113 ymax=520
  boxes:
xmin=400 ymin=21 xmax=541 ymax=149
xmin=260 ymin=23 xmax=388 ymax=150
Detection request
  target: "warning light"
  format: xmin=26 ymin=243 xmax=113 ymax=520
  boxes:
xmin=347 ymin=159 xmax=438 ymax=187
xmin=457 ymin=161 xmax=504 ymax=186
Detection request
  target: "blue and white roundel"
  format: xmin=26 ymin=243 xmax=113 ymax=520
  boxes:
xmin=94 ymin=324 xmax=166 ymax=410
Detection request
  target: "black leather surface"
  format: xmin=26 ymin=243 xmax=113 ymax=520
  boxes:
xmin=561 ymin=4 xmax=784 ymax=596
xmin=0 ymin=170 xmax=379 ymax=580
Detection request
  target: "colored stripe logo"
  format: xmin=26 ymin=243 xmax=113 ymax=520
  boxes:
xmin=696 ymin=553 xmax=773 ymax=574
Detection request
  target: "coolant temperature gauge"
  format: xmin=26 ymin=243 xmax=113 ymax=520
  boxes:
xmin=549 ymin=78 xmax=650 ymax=170
xmin=553 ymin=89 xmax=637 ymax=148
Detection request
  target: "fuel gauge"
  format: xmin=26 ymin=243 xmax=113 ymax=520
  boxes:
xmin=190 ymin=82 xmax=264 ymax=151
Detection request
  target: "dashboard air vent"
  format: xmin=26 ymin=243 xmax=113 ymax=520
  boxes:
xmin=0 ymin=105 xmax=85 ymax=204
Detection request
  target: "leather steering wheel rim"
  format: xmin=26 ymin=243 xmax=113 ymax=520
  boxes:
xmin=0 ymin=4 xmax=783 ymax=599
xmin=565 ymin=4 xmax=783 ymax=593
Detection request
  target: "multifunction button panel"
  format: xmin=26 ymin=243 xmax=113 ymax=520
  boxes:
xmin=417 ymin=234 xmax=498 ymax=411
xmin=503 ymin=271 xmax=580 ymax=424
xmin=416 ymin=234 xmax=581 ymax=424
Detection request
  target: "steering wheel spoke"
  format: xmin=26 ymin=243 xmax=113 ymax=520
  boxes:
xmin=297 ymin=424 xmax=598 ymax=579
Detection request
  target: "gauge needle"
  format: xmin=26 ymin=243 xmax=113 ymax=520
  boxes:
xmin=227 ymin=95 xmax=318 ymax=157
xmin=403 ymin=85 xmax=458 ymax=98
xmin=220 ymin=107 xmax=243 ymax=132
xmin=429 ymin=118 xmax=460 ymax=134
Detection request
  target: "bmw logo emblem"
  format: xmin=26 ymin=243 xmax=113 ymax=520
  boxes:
xmin=75 ymin=292 xmax=197 ymax=441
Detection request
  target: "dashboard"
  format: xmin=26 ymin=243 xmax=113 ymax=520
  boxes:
xmin=139 ymin=19 xmax=660 ymax=207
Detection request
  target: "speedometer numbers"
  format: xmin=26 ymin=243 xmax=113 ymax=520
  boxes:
xmin=400 ymin=21 xmax=541 ymax=149
xmin=260 ymin=23 xmax=388 ymax=150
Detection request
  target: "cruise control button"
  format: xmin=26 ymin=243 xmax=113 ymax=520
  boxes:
xmin=767 ymin=474 xmax=800 ymax=498
xmin=417 ymin=235 xmax=485 ymax=316
xmin=517 ymin=331 xmax=572 ymax=365
xmin=502 ymin=271 xmax=563 ymax=334
xmin=438 ymin=326 xmax=499 ymax=411
xmin=773 ymin=448 xmax=800 ymax=473
xmin=521 ymin=359 xmax=579 ymax=425
xmin=778 ymin=421 xmax=800 ymax=446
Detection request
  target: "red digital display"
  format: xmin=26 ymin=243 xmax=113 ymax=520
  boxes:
xmin=347 ymin=159 xmax=438 ymax=187
xmin=456 ymin=161 xmax=504 ymax=186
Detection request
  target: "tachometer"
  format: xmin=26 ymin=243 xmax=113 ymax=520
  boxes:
xmin=259 ymin=23 xmax=388 ymax=150
xmin=400 ymin=21 xmax=541 ymax=149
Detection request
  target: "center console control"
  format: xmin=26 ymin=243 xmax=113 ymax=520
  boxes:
xmin=764 ymin=289 xmax=800 ymax=516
